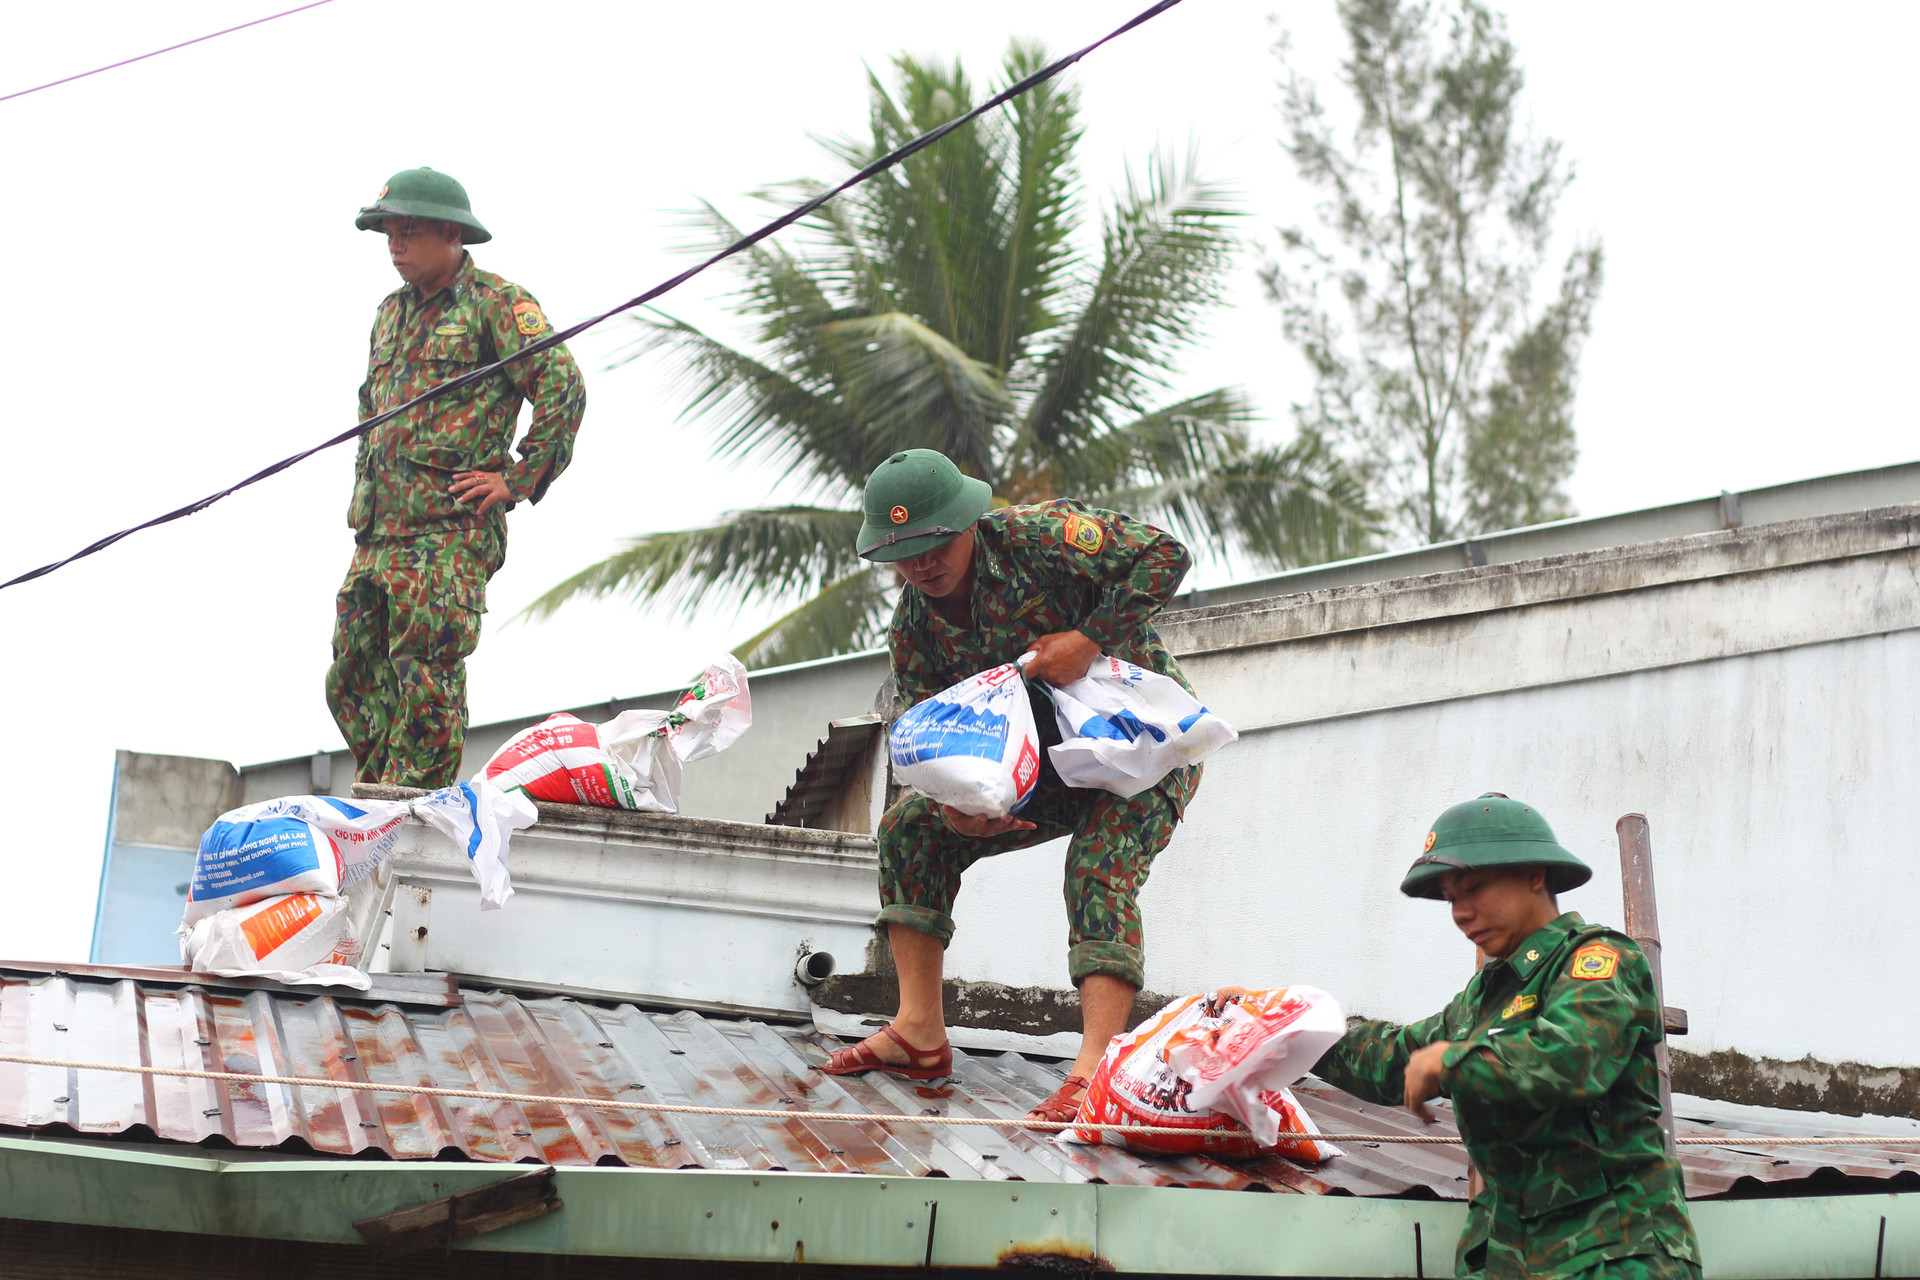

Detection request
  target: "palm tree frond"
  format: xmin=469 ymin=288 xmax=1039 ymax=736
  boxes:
xmin=1019 ymin=148 xmax=1242 ymax=458
xmin=517 ymin=506 xmax=867 ymax=623
xmin=821 ymin=312 xmax=1011 ymax=479
xmin=1093 ymin=433 xmax=1378 ymax=570
xmin=733 ymin=565 xmax=898 ymax=668
xmin=1025 ymin=388 xmax=1252 ymax=502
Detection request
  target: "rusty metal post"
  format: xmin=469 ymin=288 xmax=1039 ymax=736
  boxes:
xmin=1616 ymin=813 xmax=1677 ymax=1160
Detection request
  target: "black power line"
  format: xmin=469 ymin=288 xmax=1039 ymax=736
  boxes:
xmin=0 ymin=0 xmax=1185 ymax=594
xmin=0 ymin=1 xmax=340 ymax=104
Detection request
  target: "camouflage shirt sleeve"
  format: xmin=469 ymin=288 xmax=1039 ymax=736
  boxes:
xmin=477 ymin=285 xmax=586 ymax=505
xmin=1312 ymin=997 xmax=1466 ymax=1108
xmin=1440 ymin=940 xmax=1656 ymax=1110
xmin=1019 ymin=502 xmax=1191 ymax=651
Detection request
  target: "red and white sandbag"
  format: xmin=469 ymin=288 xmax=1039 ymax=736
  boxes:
xmin=888 ymin=661 xmax=1042 ymax=818
xmin=179 ymin=893 xmax=368 ymax=989
xmin=482 ymin=655 xmax=752 ymax=812
xmin=1065 ymin=987 xmax=1347 ymax=1160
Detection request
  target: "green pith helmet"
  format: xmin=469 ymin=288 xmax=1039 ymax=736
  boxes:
xmin=355 ymin=167 xmax=492 ymax=244
xmin=1399 ymin=793 xmax=1592 ymax=900
xmin=857 ymin=449 xmax=994 ymax=562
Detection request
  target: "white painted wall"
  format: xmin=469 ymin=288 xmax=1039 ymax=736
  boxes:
xmin=943 ymin=517 xmax=1920 ymax=1071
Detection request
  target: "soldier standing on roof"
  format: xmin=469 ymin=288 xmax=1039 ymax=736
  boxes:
xmin=326 ymin=168 xmax=586 ymax=789
xmin=1313 ymin=795 xmax=1702 ymax=1279
xmin=818 ymin=448 xmax=1201 ymax=1127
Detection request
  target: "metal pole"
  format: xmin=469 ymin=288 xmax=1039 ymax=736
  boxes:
xmin=1616 ymin=813 xmax=1677 ymax=1160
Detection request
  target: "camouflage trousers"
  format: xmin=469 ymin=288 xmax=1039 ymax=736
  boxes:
xmin=325 ymin=527 xmax=501 ymax=790
xmin=875 ymin=766 xmax=1198 ymax=989
xmin=1559 ymin=1252 xmax=1702 ymax=1280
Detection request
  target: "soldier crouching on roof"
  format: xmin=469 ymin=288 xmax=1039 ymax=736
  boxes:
xmin=817 ymin=448 xmax=1201 ymax=1128
xmin=1313 ymin=795 xmax=1702 ymax=1280
xmin=325 ymin=167 xmax=585 ymax=790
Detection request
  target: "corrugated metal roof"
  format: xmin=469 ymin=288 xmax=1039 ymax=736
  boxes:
xmin=766 ymin=716 xmax=885 ymax=828
xmin=3 ymin=966 xmax=1915 ymax=1199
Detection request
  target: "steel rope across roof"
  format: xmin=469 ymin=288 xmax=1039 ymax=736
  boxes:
xmin=0 ymin=0 xmax=1186 ymax=593
xmin=4 ymin=1052 xmax=1917 ymax=1148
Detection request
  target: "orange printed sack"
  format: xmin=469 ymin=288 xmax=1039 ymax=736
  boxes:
xmin=1066 ymin=987 xmax=1347 ymax=1160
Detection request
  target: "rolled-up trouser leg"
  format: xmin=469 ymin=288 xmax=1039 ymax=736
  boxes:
xmin=1062 ymin=785 xmax=1185 ymax=989
xmin=875 ymin=788 xmax=1076 ymax=944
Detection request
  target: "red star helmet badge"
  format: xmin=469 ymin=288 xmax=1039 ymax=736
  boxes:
xmin=890 ymin=505 xmax=910 ymax=524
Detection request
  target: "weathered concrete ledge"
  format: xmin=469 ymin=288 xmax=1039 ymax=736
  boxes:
xmin=1674 ymin=1048 xmax=1920 ymax=1122
xmin=1158 ymin=503 xmax=1920 ymax=657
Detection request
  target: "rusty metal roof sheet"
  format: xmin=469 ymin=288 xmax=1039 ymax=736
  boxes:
xmin=3 ymin=965 xmax=1914 ymax=1198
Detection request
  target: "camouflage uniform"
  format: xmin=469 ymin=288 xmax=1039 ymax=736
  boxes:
xmin=326 ymin=251 xmax=585 ymax=788
xmin=878 ymin=499 xmax=1198 ymax=989
xmin=1315 ymin=912 xmax=1702 ymax=1280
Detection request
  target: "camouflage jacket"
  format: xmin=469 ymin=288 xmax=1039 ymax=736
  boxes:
xmin=887 ymin=499 xmax=1197 ymax=804
xmin=1314 ymin=913 xmax=1700 ymax=1279
xmin=350 ymin=252 xmax=586 ymax=541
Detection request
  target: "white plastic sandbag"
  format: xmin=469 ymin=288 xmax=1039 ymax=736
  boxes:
xmin=1046 ymin=655 xmax=1238 ymax=797
xmin=481 ymin=655 xmax=752 ymax=813
xmin=184 ymin=794 xmax=412 ymax=924
xmin=417 ymin=780 xmax=537 ymax=910
xmin=889 ymin=662 xmax=1042 ymax=818
xmin=180 ymin=892 xmax=370 ymax=990
xmin=1064 ymin=986 xmax=1347 ymax=1159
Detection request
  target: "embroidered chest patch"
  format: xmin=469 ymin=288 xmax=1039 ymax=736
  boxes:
xmin=512 ymin=300 xmax=548 ymax=336
xmin=1061 ymin=512 xmax=1105 ymax=555
xmin=1012 ymin=593 xmax=1047 ymax=620
xmin=1569 ymin=943 xmax=1620 ymax=981
xmin=433 ymin=320 xmax=469 ymax=337
xmin=1501 ymin=993 xmax=1538 ymax=1020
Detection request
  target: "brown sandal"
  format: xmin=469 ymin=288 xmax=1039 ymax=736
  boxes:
xmin=1024 ymin=1074 xmax=1091 ymax=1128
xmin=819 ymin=1024 xmax=953 ymax=1080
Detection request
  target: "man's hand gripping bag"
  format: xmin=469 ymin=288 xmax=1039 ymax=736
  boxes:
xmin=1065 ymin=987 xmax=1347 ymax=1160
xmin=888 ymin=662 xmax=1042 ymax=818
xmin=1046 ymin=655 xmax=1238 ymax=798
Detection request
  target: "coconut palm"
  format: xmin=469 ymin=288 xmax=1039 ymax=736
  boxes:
xmin=528 ymin=43 xmax=1376 ymax=666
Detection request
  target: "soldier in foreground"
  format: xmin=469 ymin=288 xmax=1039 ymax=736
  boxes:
xmin=1314 ymin=795 xmax=1701 ymax=1279
xmin=327 ymin=167 xmax=585 ymax=789
xmin=819 ymin=449 xmax=1200 ymax=1126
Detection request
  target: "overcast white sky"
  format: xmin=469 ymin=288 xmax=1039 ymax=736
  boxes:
xmin=2 ymin=1 xmax=1915 ymax=959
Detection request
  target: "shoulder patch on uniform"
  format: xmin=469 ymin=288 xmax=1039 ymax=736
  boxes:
xmin=1061 ymin=511 xmax=1105 ymax=555
xmin=512 ymin=300 xmax=548 ymax=336
xmin=1500 ymin=993 xmax=1538 ymax=1020
xmin=1569 ymin=943 xmax=1620 ymax=981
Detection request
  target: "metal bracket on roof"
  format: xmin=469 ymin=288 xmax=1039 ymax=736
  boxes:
xmin=353 ymin=1166 xmax=562 ymax=1259
xmin=1721 ymin=490 xmax=1744 ymax=528
xmin=1463 ymin=540 xmax=1489 ymax=567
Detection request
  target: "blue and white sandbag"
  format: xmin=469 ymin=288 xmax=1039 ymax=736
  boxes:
xmin=183 ymin=795 xmax=407 ymax=925
xmin=1046 ymin=655 xmax=1238 ymax=798
xmin=889 ymin=662 xmax=1043 ymax=818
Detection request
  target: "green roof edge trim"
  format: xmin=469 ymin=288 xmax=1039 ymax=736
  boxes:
xmin=0 ymin=1136 xmax=1913 ymax=1276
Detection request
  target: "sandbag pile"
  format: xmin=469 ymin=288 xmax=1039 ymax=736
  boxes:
xmin=178 ymin=782 xmax=536 ymax=988
xmin=1065 ymin=986 xmax=1347 ymax=1160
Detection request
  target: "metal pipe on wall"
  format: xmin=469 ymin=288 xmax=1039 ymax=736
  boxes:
xmin=1616 ymin=813 xmax=1677 ymax=1160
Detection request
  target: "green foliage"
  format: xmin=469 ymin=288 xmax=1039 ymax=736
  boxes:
xmin=537 ymin=42 xmax=1377 ymax=665
xmin=1265 ymin=0 xmax=1604 ymax=545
